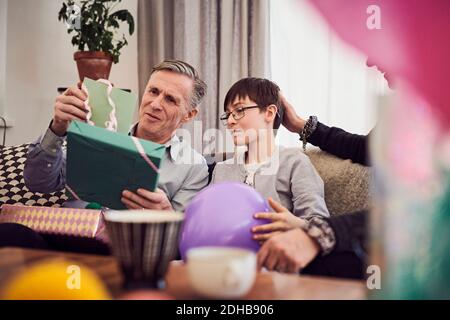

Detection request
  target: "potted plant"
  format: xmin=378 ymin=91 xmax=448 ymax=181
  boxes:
xmin=58 ymin=0 xmax=135 ymax=81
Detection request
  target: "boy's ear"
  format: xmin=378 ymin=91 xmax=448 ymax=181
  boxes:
xmin=182 ymin=107 xmax=199 ymax=123
xmin=265 ymin=104 xmax=278 ymax=123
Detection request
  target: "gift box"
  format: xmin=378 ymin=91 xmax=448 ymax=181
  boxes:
xmin=0 ymin=204 xmax=107 ymax=243
xmin=66 ymin=121 xmax=165 ymax=210
xmin=83 ymin=77 xmax=138 ymax=134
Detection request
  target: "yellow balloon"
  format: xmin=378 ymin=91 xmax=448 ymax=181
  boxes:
xmin=2 ymin=259 xmax=111 ymax=300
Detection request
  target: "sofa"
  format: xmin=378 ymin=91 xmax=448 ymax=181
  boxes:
xmin=0 ymin=143 xmax=370 ymax=255
xmin=1 ymin=144 xmax=371 ymax=215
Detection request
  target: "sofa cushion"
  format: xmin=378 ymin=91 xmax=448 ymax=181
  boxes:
xmin=305 ymin=149 xmax=371 ymax=216
xmin=0 ymin=144 xmax=68 ymax=207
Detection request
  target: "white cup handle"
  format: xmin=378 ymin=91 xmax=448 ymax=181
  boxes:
xmin=223 ymin=261 xmax=241 ymax=290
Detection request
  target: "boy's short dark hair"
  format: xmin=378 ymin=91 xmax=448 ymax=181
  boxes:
xmin=223 ymin=77 xmax=284 ymax=130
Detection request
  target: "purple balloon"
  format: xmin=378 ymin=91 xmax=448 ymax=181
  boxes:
xmin=179 ymin=182 xmax=271 ymax=260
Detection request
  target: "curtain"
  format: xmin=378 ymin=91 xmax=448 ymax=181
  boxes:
xmin=138 ymin=0 xmax=270 ymax=153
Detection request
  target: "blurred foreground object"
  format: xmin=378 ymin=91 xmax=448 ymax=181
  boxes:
xmin=308 ymin=0 xmax=450 ymax=298
xmin=2 ymin=259 xmax=111 ymax=300
xmin=371 ymin=88 xmax=450 ymax=299
xmin=309 ymin=0 xmax=450 ymax=131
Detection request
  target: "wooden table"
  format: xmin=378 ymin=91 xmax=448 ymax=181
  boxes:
xmin=0 ymin=247 xmax=366 ymax=300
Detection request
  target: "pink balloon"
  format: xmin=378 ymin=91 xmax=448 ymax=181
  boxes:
xmin=119 ymin=290 xmax=174 ymax=300
xmin=179 ymin=182 xmax=270 ymax=261
xmin=308 ymin=0 xmax=450 ymax=130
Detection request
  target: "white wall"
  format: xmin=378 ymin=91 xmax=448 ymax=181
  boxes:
xmin=2 ymin=0 xmax=138 ymax=146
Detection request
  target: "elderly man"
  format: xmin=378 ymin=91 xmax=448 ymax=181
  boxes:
xmin=24 ymin=60 xmax=209 ymax=212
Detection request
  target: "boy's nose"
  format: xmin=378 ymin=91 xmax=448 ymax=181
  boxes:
xmin=227 ymin=115 xmax=237 ymax=127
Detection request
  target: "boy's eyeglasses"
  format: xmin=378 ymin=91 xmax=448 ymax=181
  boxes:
xmin=219 ymin=105 xmax=261 ymax=126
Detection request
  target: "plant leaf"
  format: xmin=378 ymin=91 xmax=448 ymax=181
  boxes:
xmin=110 ymin=9 xmax=135 ymax=35
xmin=58 ymin=3 xmax=68 ymax=21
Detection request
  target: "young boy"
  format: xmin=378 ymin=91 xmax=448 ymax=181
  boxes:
xmin=211 ymin=77 xmax=329 ymax=240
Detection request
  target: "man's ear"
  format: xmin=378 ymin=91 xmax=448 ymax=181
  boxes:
xmin=265 ymin=104 xmax=278 ymax=123
xmin=182 ymin=107 xmax=199 ymax=123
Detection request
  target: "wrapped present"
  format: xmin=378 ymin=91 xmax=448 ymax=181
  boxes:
xmin=66 ymin=121 xmax=165 ymax=210
xmin=82 ymin=78 xmax=138 ymax=134
xmin=0 ymin=204 xmax=107 ymax=243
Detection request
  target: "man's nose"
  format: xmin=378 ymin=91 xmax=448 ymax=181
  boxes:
xmin=150 ymin=95 xmax=164 ymax=111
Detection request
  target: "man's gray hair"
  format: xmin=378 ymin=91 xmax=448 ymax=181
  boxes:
xmin=151 ymin=59 xmax=207 ymax=108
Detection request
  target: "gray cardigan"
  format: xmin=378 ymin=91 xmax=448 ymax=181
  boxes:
xmin=211 ymin=146 xmax=329 ymax=220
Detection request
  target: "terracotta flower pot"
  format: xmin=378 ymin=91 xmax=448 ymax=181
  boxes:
xmin=74 ymin=51 xmax=113 ymax=82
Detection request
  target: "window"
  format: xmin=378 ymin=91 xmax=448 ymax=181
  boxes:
xmin=270 ymin=0 xmax=389 ymax=147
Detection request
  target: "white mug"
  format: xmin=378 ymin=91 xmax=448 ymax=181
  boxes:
xmin=186 ymin=246 xmax=257 ymax=299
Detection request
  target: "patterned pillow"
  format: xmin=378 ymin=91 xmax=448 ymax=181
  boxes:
xmin=0 ymin=144 xmax=68 ymax=207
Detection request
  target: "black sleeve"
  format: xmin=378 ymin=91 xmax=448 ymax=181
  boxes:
xmin=307 ymin=122 xmax=370 ymax=166
xmin=326 ymin=210 xmax=367 ymax=254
